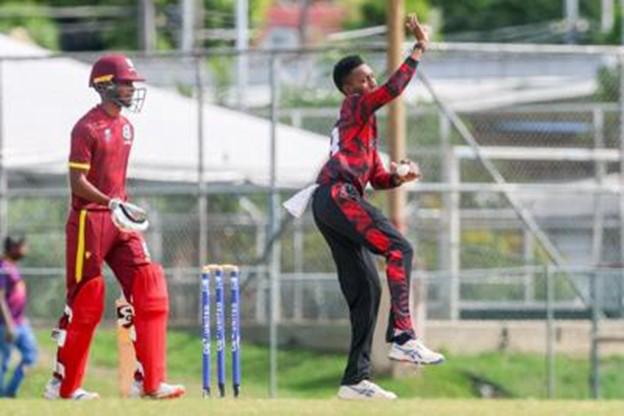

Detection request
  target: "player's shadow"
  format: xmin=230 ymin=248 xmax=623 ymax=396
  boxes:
xmin=462 ymin=370 xmax=513 ymax=398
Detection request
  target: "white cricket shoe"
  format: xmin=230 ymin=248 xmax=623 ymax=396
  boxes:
xmin=43 ymin=378 xmax=100 ymax=400
xmin=388 ymin=338 xmax=445 ymax=365
xmin=129 ymin=380 xmax=186 ymax=399
xmin=337 ymin=380 xmax=397 ymax=400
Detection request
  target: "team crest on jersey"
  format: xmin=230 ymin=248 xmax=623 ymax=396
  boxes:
xmin=122 ymin=124 xmax=133 ymax=144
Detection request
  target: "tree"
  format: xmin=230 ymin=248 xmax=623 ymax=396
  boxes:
xmin=343 ymin=0 xmax=430 ymax=30
xmin=0 ymin=2 xmax=59 ymax=50
xmin=429 ymin=0 xmax=614 ymax=44
xmin=430 ymin=0 xmax=561 ymax=33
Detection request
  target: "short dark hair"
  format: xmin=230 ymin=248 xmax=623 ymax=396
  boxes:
xmin=333 ymin=55 xmax=364 ymax=93
xmin=4 ymin=235 xmax=25 ymax=253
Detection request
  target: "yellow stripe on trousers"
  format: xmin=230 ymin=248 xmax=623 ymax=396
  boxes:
xmin=75 ymin=209 xmax=87 ymax=283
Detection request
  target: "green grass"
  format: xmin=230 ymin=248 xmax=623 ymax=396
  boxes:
xmin=1 ymin=399 xmax=624 ymax=416
xmin=2 ymin=329 xmax=624 ymax=414
xmin=5 ymin=329 xmax=624 ymax=401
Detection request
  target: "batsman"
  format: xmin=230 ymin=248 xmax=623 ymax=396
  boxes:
xmin=44 ymin=54 xmax=185 ymax=400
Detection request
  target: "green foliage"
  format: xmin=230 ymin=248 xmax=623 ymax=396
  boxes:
xmin=250 ymin=0 xmax=273 ymax=28
xmin=8 ymin=198 xmax=67 ymax=268
xmin=203 ymin=0 xmax=272 ymax=39
xmin=0 ymin=0 xmax=180 ymax=51
xmin=343 ymin=0 xmax=431 ymax=30
xmin=203 ymin=0 xmax=236 ymax=48
xmin=532 ymin=271 xmax=579 ymax=302
xmin=595 ymin=64 xmax=620 ymax=102
xmin=0 ymin=2 xmax=59 ymax=50
xmin=576 ymin=0 xmax=622 ymax=45
xmin=281 ymin=85 xmax=341 ymax=108
xmin=99 ymin=19 xmax=137 ymax=50
xmin=204 ymin=0 xmax=234 ymax=29
xmin=460 ymin=229 xmax=526 ymax=269
xmin=430 ymin=0 xmax=562 ymax=34
xmin=176 ymin=83 xmax=194 ymax=98
xmin=207 ymin=55 xmax=234 ymax=105
xmin=429 ymin=0 xmax=624 ymax=45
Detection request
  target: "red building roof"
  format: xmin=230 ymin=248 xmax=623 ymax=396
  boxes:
xmin=266 ymin=1 xmax=345 ymax=35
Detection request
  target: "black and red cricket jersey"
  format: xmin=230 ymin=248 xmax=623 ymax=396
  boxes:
xmin=316 ymin=57 xmax=419 ymax=195
xmin=68 ymin=105 xmax=134 ymax=211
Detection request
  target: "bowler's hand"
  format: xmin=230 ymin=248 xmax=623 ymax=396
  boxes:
xmin=391 ymin=159 xmax=422 ymax=185
xmin=406 ymin=14 xmax=429 ymax=54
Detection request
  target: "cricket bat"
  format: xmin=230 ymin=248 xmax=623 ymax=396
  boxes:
xmin=116 ymin=295 xmax=136 ymax=398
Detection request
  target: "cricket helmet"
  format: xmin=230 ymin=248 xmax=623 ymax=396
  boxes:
xmin=89 ymin=54 xmax=146 ymax=112
xmin=89 ymin=54 xmax=145 ymax=86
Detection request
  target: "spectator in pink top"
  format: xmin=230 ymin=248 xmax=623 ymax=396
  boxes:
xmin=0 ymin=236 xmax=38 ymax=398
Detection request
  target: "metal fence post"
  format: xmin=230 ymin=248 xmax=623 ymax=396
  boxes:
xmin=195 ymin=54 xmax=208 ymax=269
xmin=449 ymin=150 xmax=460 ymax=320
xmin=590 ymin=271 xmax=601 ymax=399
xmin=524 ymin=230 xmax=535 ymax=304
xmin=268 ymin=52 xmax=281 ymax=399
xmin=438 ymin=112 xmax=451 ymax=272
xmin=591 ymin=107 xmax=605 ymax=268
xmin=235 ymin=0 xmax=249 ymax=109
xmin=293 ymin=217 xmax=304 ymax=322
xmin=616 ymin=51 xmax=624 ymax=322
xmin=545 ymin=264 xmax=555 ymax=398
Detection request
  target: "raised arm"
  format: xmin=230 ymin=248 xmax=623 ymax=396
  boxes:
xmin=356 ymin=14 xmax=429 ymax=122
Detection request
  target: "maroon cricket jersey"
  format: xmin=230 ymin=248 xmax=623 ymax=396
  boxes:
xmin=69 ymin=105 xmax=134 ymax=211
xmin=316 ymin=57 xmax=419 ymax=195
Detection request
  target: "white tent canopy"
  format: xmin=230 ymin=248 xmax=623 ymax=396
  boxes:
xmin=0 ymin=35 xmax=331 ymax=188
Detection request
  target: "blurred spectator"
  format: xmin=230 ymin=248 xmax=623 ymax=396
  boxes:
xmin=0 ymin=236 xmax=37 ymax=398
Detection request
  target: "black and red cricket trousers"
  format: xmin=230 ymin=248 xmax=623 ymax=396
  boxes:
xmin=312 ymin=182 xmax=415 ymax=385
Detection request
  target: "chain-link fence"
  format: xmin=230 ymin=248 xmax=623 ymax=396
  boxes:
xmin=1 ymin=43 xmax=624 ymax=338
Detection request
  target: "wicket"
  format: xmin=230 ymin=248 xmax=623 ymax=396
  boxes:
xmin=201 ymin=264 xmax=241 ymax=398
